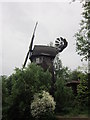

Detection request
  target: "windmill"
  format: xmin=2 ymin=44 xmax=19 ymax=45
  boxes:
xmin=23 ymin=22 xmax=68 ymax=96
xmin=23 ymin=22 xmax=68 ymax=69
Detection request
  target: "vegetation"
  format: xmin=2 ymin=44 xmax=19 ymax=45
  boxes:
xmin=1 ymin=60 xmax=88 ymax=120
xmin=2 ymin=64 xmax=52 ymax=120
xmin=54 ymin=58 xmax=88 ymax=116
xmin=74 ymin=0 xmax=90 ymax=116
xmin=1 ymin=1 xmax=89 ymax=119
xmin=76 ymin=75 xmax=88 ymax=110
xmin=75 ymin=1 xmax=90 ymax=61
xmin=31 ymin=91 xmax=56 ymax=120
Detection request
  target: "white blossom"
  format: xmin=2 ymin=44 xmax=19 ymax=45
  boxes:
xmin=31 ymin=91 xmax=56 ymax=119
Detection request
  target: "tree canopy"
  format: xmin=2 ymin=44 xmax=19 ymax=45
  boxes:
xmin=2 ymin=63 xmax=52 ymax=120
xmin=75 ymin=1 xmax=90 ymax=61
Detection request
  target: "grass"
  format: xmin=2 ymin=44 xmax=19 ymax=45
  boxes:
xmin=56 ymin=109 xmax=88 ymax=118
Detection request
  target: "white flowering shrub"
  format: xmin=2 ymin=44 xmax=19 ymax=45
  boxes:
xmin=31 ymin=91 xmax=56 ymax=120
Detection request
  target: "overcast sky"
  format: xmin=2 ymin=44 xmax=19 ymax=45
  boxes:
xmin=0 ymin=1 xmax=88 ymax=76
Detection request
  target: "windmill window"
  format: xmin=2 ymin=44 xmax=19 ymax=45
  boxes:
xmin=36 ymin=58 xmax=40 ymax=64
xmin=36 ymin=57 xmax=43 ymax=64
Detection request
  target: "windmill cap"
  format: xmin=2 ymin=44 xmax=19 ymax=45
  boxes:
xmin=30 ymin=45 xmax=58 ymax=59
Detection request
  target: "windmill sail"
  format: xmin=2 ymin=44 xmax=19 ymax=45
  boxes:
xmin=55 ymin=37 xmax=68 ymax=52
xmin=23 ymin=22 xmax=38 ymax=68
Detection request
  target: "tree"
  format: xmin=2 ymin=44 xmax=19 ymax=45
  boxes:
xmin=2 ymin=75 xmax=8 ymax=120
xmin=69 ymin=70 xmax=81 ymax=81
xmin=54 ymin=55 xmax=71 ymax=82
xmin=75 ymin=1 xmax=90 ymax=61
xmin=74 ymin=0 xmax=90 ymax=115
xmin=55 ymin=76 xmax=74 ymax=113
xmin=54 ymin=57 xmax=74 ymax=113
xmin=2 ymin=63 xmax=52 ymax=120
xmin=54 ymin=55 xmax=62 ymax=72
xmin=75 ymin=72 xmax=88 ymax=111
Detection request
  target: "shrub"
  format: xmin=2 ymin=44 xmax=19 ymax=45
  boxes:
xmin=2 ymin=63 xmax=52 ymax=120
xmin=31 ymin=91 xmax=56 ymax=120
xmin=55 ymin=77 xmax=74 ymax=113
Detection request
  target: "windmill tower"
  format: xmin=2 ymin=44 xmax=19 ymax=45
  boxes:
xmin=23 ymin=22 xmax=68 ymax=95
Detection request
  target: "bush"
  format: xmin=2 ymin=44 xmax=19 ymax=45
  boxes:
xmin=2 ymin=63 xmax=52 ymax=120
xmin=75 ymin=75 xmax=88 ymax=111
xmin=55 ymin=77 xmax=74 ymax=113
xmin=31 ymin=91 xmax=56 ymax=120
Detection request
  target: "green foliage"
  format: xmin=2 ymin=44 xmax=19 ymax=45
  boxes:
xmin=55 ymin=75 xmax=74 ymax=113
xmin=69 ymin=70 xmax=81 ymax=81
xmin=31 ymin=91 xmax=56 ymax=120
xmin=2 ymin=58 xmax=89 ymax=119
xmin=76 ymin=73 xmax=88 ymax=109
xmin=2 ymin=76 xmax=9 ymax=120
xmin=75 ymin=1 xmax=90 ymax=61
xmin=2 ymin=63 xmax=52 ymax=120
xmin=55 ymin=66 xmax=71 ymax=83
xmin=54 ymin=57 xmax=88 ymax=115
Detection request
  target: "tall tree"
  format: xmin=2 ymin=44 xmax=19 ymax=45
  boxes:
xmin=74 ymin=0 xmax=90 ymax=115
xmin=75 ymin=0 xmax=90 ymax=72
xmin=2 ymin=63 xmax=52 ymax=120
xmin=75 ymin=1 xmax=90 ymax=59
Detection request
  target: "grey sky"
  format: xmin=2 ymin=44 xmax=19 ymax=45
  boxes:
xmin=0 ymin=1 xmax=87 ymax=76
